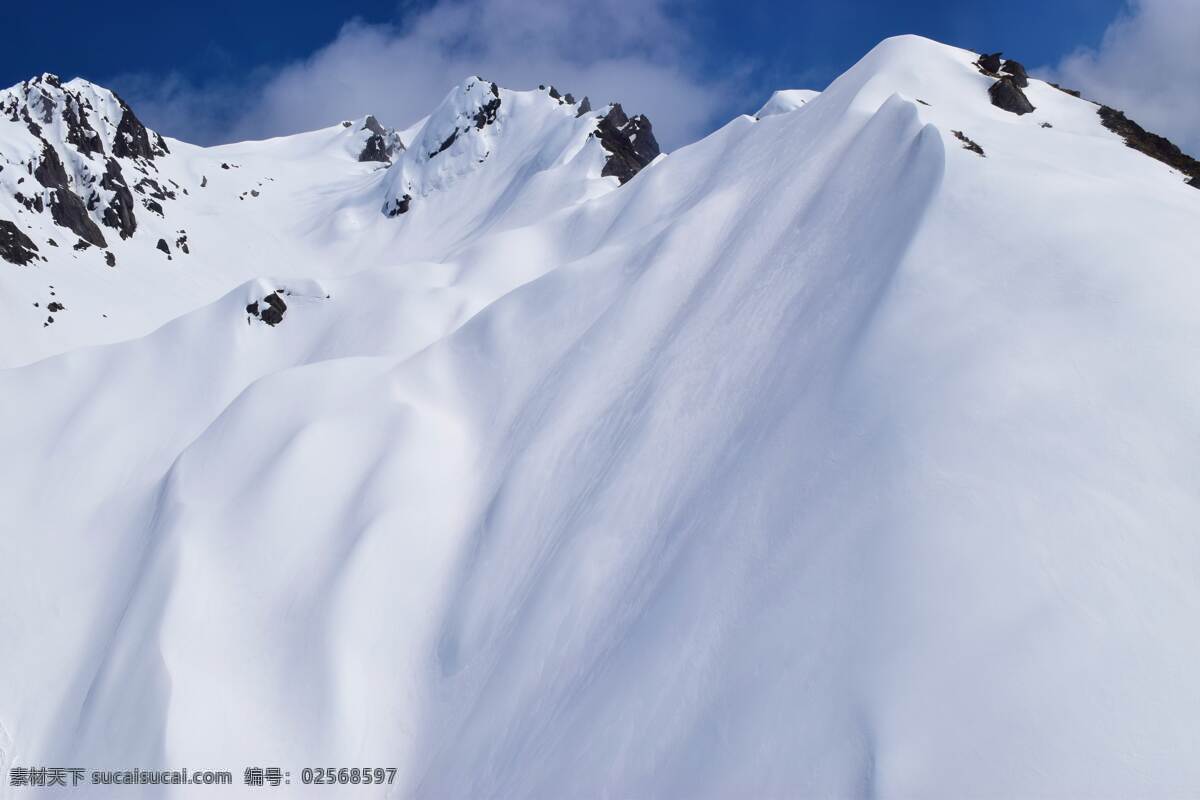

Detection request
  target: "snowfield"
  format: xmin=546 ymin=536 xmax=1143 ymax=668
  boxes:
xmin=3 ymin=35 xmax=1200 ymax=798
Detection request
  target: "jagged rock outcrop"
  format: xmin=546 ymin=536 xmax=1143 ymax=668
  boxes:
xmin=34 ymin=142 xmax=108 ymax=247
xmin=110 ymin=93 xmax=168 ymax=161
xmin=594 ymin=104 xmax=660 ymax=184
xmin=357 ymin=115 xmax=405 ymax=163
xmin=1 ymin=219 xmax=40 ymax=265
xmin=977 ymin=52 xmax=1003 ymax=74
xmin=989 ymin=76 xmax=1035 ymax=115
xmin=0 ymin=72 xmax=185 ymax=259
xmin=99 ymin=158 xmax=137 ymax=239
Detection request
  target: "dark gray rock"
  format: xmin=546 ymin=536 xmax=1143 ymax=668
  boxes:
xmin=362 ymin=115 xmax=386 ymax=136
xmin=34 ymin=142 xmax=108 ymax=247
xmin=134 ymin=177 xmax=176 ymax=201
xmin=473 ymin=83 xmax=501 ymax=130
xmin=0 ymin=219 xmax=40 ymax=265
xmin=385 ymin=193 xmax=412 ymax=217
xmin=952 ymin=130 xmax=985 ymax=157
xmin=156 ymin=238 xmax=170 ymax=255
xmin=110 ymin=93 xmax=167 ymax=161
xmin=62 ymin=95 xmax=105 ymax=158
xmin=100 ymin=158 xmax=138 ymax=239
xmin=359 ymin=135 xmax=391 ymax=162
xmin=32 ymin=142 xmax=69 ymax=190
xmin=261 ymin=291 xmax=287 ymax=325
xmin=977 ymin=52 xmax=1003 ymax=74
xmin=1098 ymin=105 xmax=1200 ymax=187
xmin=1001 ymin=59 xmax=1029 ymax=88
xmin=247 ymin=291 xmax=287 ymax=326
xmin=989 ymin=77 xmax=1036 ymax=115
xmin=576 ymin=96 xmax=592 ymax=117
xmin=594 ymin=104 xmax=661 ymax=184
xmin=105 ymin=251 xmax=116 ymax=267
xmin=358 ymin=115 xmax=404 ymax=163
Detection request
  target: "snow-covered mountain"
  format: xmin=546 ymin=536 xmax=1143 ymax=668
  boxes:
xmin=3 ymin=34 xmax=1200 ymax=798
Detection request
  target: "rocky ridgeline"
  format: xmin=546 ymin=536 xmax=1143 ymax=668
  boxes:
xmin=0 ymin=73 xmax=186 ymax=265
xmin=541 ymin=82 xmax=659 ymax=184
xmin=1097 ymin=106 xmax=1200 ymax=189
xmin=974 ymin=50 xmax=1198 ymax=189
xmin=382 ymin=79 xmax=659 ymax=217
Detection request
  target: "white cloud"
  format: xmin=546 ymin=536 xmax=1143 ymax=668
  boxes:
xmin=114 ymin=0 xmax=741 ymax=151
xmin=1047 ymin=0 xmax=1200 ymax=154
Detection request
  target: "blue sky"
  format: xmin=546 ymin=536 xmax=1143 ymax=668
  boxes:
xmin=4 ymin=0 xmax=1194 ymax=151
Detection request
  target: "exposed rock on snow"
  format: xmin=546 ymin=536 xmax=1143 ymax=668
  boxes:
xmin=989 ymin=76 xmax=1036 ymax=115
xmin=246 ymin=289 xmax=287 ymax=325
xmin=594 ymin=103 xmax=660 ymax=184
xmin=1001 ymin=59 xmax=1029 ymax=88
xmin=952 ymin=129 xmax=985 ymax=156
xmin=357 ymin=115 xmax=404 ymax=163
xmin=385 ymin=193 xmax=412 ymax=216
xmin=976 ymin=51 xmax=1003 ymax=74
xmin=0 ymin=218 xmax=39 ymax=264
xmin=99 ymin=157 xmax=137 ymax=239
xmin=109 ymin=92 xmax=168 ymax=161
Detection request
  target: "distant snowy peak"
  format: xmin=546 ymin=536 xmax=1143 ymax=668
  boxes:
xmin=755 ymin=89 xmax=821 ymax=118
xmin=0 ymin=72 xmax=175 ymax=258
xmin=381 ymin=77 xmax=660 ymax=217
xmin=411 ymin=77 xmax=502 ymax=160
xmin=6 ymin=73 xmax=169 ymax=162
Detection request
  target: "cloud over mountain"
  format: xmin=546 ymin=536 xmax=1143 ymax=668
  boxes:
xmin=114 ymin=0 xmax=737 ymax=150
xmin=1046 ymin=0 xmax=1200 ymax=153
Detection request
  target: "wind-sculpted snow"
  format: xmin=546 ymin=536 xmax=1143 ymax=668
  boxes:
xmin=3 ymin=35 xmax=1200 ymax=799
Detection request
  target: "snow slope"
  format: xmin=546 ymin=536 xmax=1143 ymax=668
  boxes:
xmin=3 ymin=35 xmax=1200 ymax=798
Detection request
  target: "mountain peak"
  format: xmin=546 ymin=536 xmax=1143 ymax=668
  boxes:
xmin=380 ymin=77 xmax=659 ymax=216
